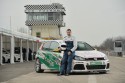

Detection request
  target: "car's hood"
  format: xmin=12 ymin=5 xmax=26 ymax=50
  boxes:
xmin=75 ymin=50 xmax=106 ymax=58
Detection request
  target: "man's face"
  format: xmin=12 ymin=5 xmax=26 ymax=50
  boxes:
xmin=67 ymin=30 xmax=71 ymax=36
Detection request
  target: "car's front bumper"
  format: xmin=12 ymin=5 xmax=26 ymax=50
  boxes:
xmin=71 ymin=60 xmax=110 ymax=72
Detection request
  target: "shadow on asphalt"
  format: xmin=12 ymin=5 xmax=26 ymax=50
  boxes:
xmin=37 ymin=71 xmax=110 ymax=76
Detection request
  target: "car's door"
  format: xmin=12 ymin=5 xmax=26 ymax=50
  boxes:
xmin=39 ymin=41 xmax=52 ymax=69
xmin=49 ymin=41 xmax=62 ymax=70
xmin=39 ymin=41 xmax=61 ymax=70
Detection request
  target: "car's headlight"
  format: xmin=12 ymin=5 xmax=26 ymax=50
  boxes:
xmin=74 ymin=56 xmax=85 ymax=61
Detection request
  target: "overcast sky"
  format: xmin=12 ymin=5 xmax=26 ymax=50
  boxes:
xmin=0 ymin=0 xmax=125 ymax=46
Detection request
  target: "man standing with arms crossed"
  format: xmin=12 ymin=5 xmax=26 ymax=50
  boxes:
xmin=58 ymin=29 xmax=77 ymax=76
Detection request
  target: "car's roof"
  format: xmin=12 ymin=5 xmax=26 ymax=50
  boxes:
xmin=41 ymin=40 xmax=63 ymax=45
xmin=41 ymin=40 xmax=86 ymax=44
xmin=41 ymin=40 xmax=62 ymax=42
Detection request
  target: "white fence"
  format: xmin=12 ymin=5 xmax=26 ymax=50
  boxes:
xmin=101 ymin=50 xmax=125 ymax=57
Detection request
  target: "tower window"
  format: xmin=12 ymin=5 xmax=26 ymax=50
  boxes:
xmin=48 ymin=13 xmax=54 ymax=20
xmin=36 ymin=32 xmax=41 ymax=38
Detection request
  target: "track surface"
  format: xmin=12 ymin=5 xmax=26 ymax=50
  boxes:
xmin=0 ymin=56 xmax=125 ymax=83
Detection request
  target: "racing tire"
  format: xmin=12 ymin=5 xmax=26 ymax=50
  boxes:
xmin=2 ymin=57 xmax=5 ymax=63
xmin=8 ymin=59 xmax=10 ymax=63
xmin=35 ymin=59 xmax=44 ymax=73
xmin=14 ymin=57 xmax=16 ymax=62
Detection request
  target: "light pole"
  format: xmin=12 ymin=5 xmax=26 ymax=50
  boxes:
xmin=10 ymin=16 xmax=15 ymax=64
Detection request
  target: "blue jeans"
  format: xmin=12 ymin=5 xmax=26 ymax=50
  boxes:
xmin=60 ymin=51 xmax=75 ymax=74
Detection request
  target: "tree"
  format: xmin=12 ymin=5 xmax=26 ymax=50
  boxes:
xmin=100 ymin=38 xmax=114 ymax=51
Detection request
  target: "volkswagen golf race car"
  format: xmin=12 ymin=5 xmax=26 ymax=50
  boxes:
xmin=2 ymin=48 xmax=21 ymax=63
xmin=35 ymin=40 xmax=110 ymax=74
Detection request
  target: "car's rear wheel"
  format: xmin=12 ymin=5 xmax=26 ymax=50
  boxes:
xmin=35 ymin=59 xmax=44 ymax=73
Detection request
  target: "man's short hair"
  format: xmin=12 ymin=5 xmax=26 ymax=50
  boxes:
xmin=67 ymin=29 xmax=71 ymax=31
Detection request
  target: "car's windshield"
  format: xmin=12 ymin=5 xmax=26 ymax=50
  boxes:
xmin=76 ymin=42 xmax=95 ymax=51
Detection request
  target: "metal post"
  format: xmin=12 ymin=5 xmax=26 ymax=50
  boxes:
xmin=0 ymin=34 xmax=3 ymax=65
xmin=20 ymin=39 xmax=23 ymax=62
xmin=32 ymin=41 xmax=34 ymax=60
xmin=10 ymin=36 xmax=15 ymax=64
xmin=26 ymin=40 xmax=29 ymax=61
xmin=36 ymin=42 xmax=38 ymax=51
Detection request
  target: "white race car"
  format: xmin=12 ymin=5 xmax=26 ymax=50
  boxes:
xmin=2 ymin=50 xmax=10 ymax=63
xmin=2 ymin=49 xmax=20 ymax=63
xmin=73 ymin=41 xmax=110 ymax=73
xmin=35 ymin=40 xmax=110 ymax=74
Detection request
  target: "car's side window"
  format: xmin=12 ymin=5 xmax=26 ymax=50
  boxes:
xmin=43 ymin=41 xmax=51 ymax=51
xmin=49 ymin=41 xmax=59 ymax=52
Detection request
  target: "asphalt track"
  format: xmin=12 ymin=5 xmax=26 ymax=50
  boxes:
xmin=0 ymin=56 xmax=125 ymax=83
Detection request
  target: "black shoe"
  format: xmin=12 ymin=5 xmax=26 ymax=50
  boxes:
xmin=65 ymin=73 xmax=69 ymax=76
xmin=57 ymin=73 xmax=63 ymax=76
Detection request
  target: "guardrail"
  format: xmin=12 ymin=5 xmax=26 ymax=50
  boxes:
xmin=101 ymin=50 xmax=125 ymax=57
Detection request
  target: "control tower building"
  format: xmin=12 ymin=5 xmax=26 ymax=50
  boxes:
xmin=25 ymin=3 xmax=66 ymax=39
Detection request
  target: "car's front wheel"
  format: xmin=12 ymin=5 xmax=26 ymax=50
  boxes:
xmin=35 ymin=59 xmax=44 ymax=73
xmin=2 ymin=57 xmax=5 ymax=63
xmin=14 ymin=57 xmax=16 ymax=62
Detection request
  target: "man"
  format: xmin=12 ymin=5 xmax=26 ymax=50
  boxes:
xmin=58 ymin=29 xmax=77 ymax=76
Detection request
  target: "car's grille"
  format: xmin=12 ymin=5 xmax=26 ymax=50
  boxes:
xmin=74 ymin=64 xmax=85 ymax=70
xmin=85 ymin=57 xmax=104 ymax=61
xmin=86 ymin=65 xmax=106 ymax=70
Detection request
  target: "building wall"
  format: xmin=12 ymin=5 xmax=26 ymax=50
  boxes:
xmin=3 ymin=36 xmax=11 ymax=50
xmin=31 ymin=25 xmax=61 ymax=39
